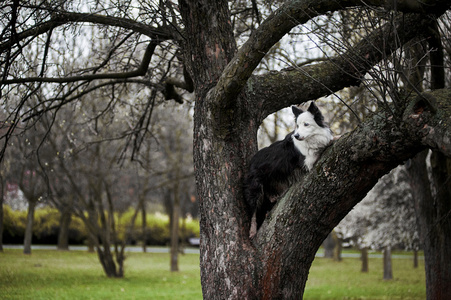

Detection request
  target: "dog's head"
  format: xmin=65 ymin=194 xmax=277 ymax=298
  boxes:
xmin=291 ymin=102 xmax=327 ymax=141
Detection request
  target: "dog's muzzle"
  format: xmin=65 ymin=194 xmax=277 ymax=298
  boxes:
xmin=293 ymin=133 xmax=304 ymax=141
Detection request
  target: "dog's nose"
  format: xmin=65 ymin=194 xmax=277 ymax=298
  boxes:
xmin=293 ymin=132 xmax=305 ymax=141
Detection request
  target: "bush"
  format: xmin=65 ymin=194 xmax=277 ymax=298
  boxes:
xmin=33 ymin=207 xmax=62 ymax=244
xmin=3 ymin=205 xmax=26 ymax=244
xmin=2 ymin=206 xmax=88 ymax=245
xmin=2 ymin=205 xmax=199 ymax=246
xmin=121 ymin=210 xmax=200 ymax=246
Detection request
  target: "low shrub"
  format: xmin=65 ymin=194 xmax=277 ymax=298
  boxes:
xmin=2 ymin=205 xmax=26 ymax=244
xmin=120 ymin=210 xmax=200 ymax=246
xmin=2 ymin=205 xmax=199 ymax=246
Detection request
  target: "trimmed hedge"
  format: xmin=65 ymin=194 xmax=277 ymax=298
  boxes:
xmin=2 ymin=205 xmax=200 ymax=246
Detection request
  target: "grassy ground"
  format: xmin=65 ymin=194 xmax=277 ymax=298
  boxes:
xmin=0 ymin=249 xmax=425 ymax=299
xmin=0 ymin=249 xmax=202 ymax=299
xmin=304 ymin=255 xmax=425 ymax=299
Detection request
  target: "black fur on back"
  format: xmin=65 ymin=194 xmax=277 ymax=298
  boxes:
xmin=244 ymin=132 xmax=305 ymax=229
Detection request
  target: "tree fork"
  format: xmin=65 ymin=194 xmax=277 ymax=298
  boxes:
xmin=251 ymin=89 xmax=451 ymax=298
xmin=177 ymin=0 xmax=451 ymax=298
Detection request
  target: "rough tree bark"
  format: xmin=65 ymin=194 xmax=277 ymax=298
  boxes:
xmin=178 ymin=0 xmax=451 ymax=298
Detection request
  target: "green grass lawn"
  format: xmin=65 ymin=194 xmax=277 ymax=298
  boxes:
xmin=304 ymin=255 xmax=425 ymax=299
xmin=0 ymin=249 xmax=202 ymax=299
xmin=0 ymin=249 xmax=425 ymax=299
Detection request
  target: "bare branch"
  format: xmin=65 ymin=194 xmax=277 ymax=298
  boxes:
xmin=246 ymin=12 xmax=447 ymax=120
xmin=0 ymin=10 xmax=173 ymax=53
xmin=214 ymin=0 xmax=357 ymax=105
xmin=1 ymin=41 xmax=159 ymax=84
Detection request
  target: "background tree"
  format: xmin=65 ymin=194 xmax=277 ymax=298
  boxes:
xmin=407 ymin=150 xmax=451 ymax=299
xmin=6 ymin=128 xmax=50 ymax=254
xmin=1 ymin=0 xmax=451 ymax=298
xmin=153 ymin=104 xmax=194 ymax=271
xmin=396 ymin=21 xmax=451 ymax=297
xmin=40 ymin=95 xmax=147 ymax=277
xmin=337 ymin=166 xmax=419 ymax=279
xmin=41 ymin=111 xmax=76 ymax=251
xmin=322 ymin=231 xmax=342 ymax=261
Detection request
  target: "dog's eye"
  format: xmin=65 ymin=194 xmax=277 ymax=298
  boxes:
xmin=304 ymin=123 xmax=310 ymax=127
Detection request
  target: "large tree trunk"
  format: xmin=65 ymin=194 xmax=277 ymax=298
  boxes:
xmin=179 ymin=2 xmax=258 ymax=297
xmin=23 ymin=199 xmax=37 ymax=255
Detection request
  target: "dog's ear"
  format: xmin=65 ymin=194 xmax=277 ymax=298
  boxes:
xmin=308 ymin=102 xmax=326 ymax=127
xmin=291 ymin=105 xmax=303 ymax=117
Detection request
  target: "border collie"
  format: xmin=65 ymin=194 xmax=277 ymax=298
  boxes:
xmin=245 ymin=102 xmax=333 ymax=237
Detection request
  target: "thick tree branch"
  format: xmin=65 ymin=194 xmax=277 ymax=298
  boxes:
xmin=254 ymin=87 xmax=451 ymax=298
xmin=213 ymin=0 xmax=359 ymax=107
xmin=213 ymin=0 xmax=450 ymax=109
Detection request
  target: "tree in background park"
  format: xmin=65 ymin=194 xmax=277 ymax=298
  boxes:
xmin=1 ymin=1 xmax=451 ymax=299
xmin=336 ymin=166 xmax=420 ymax=278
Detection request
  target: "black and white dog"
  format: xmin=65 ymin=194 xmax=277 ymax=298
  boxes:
xmin=245 ymin=102 xmax=333 ymax=237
